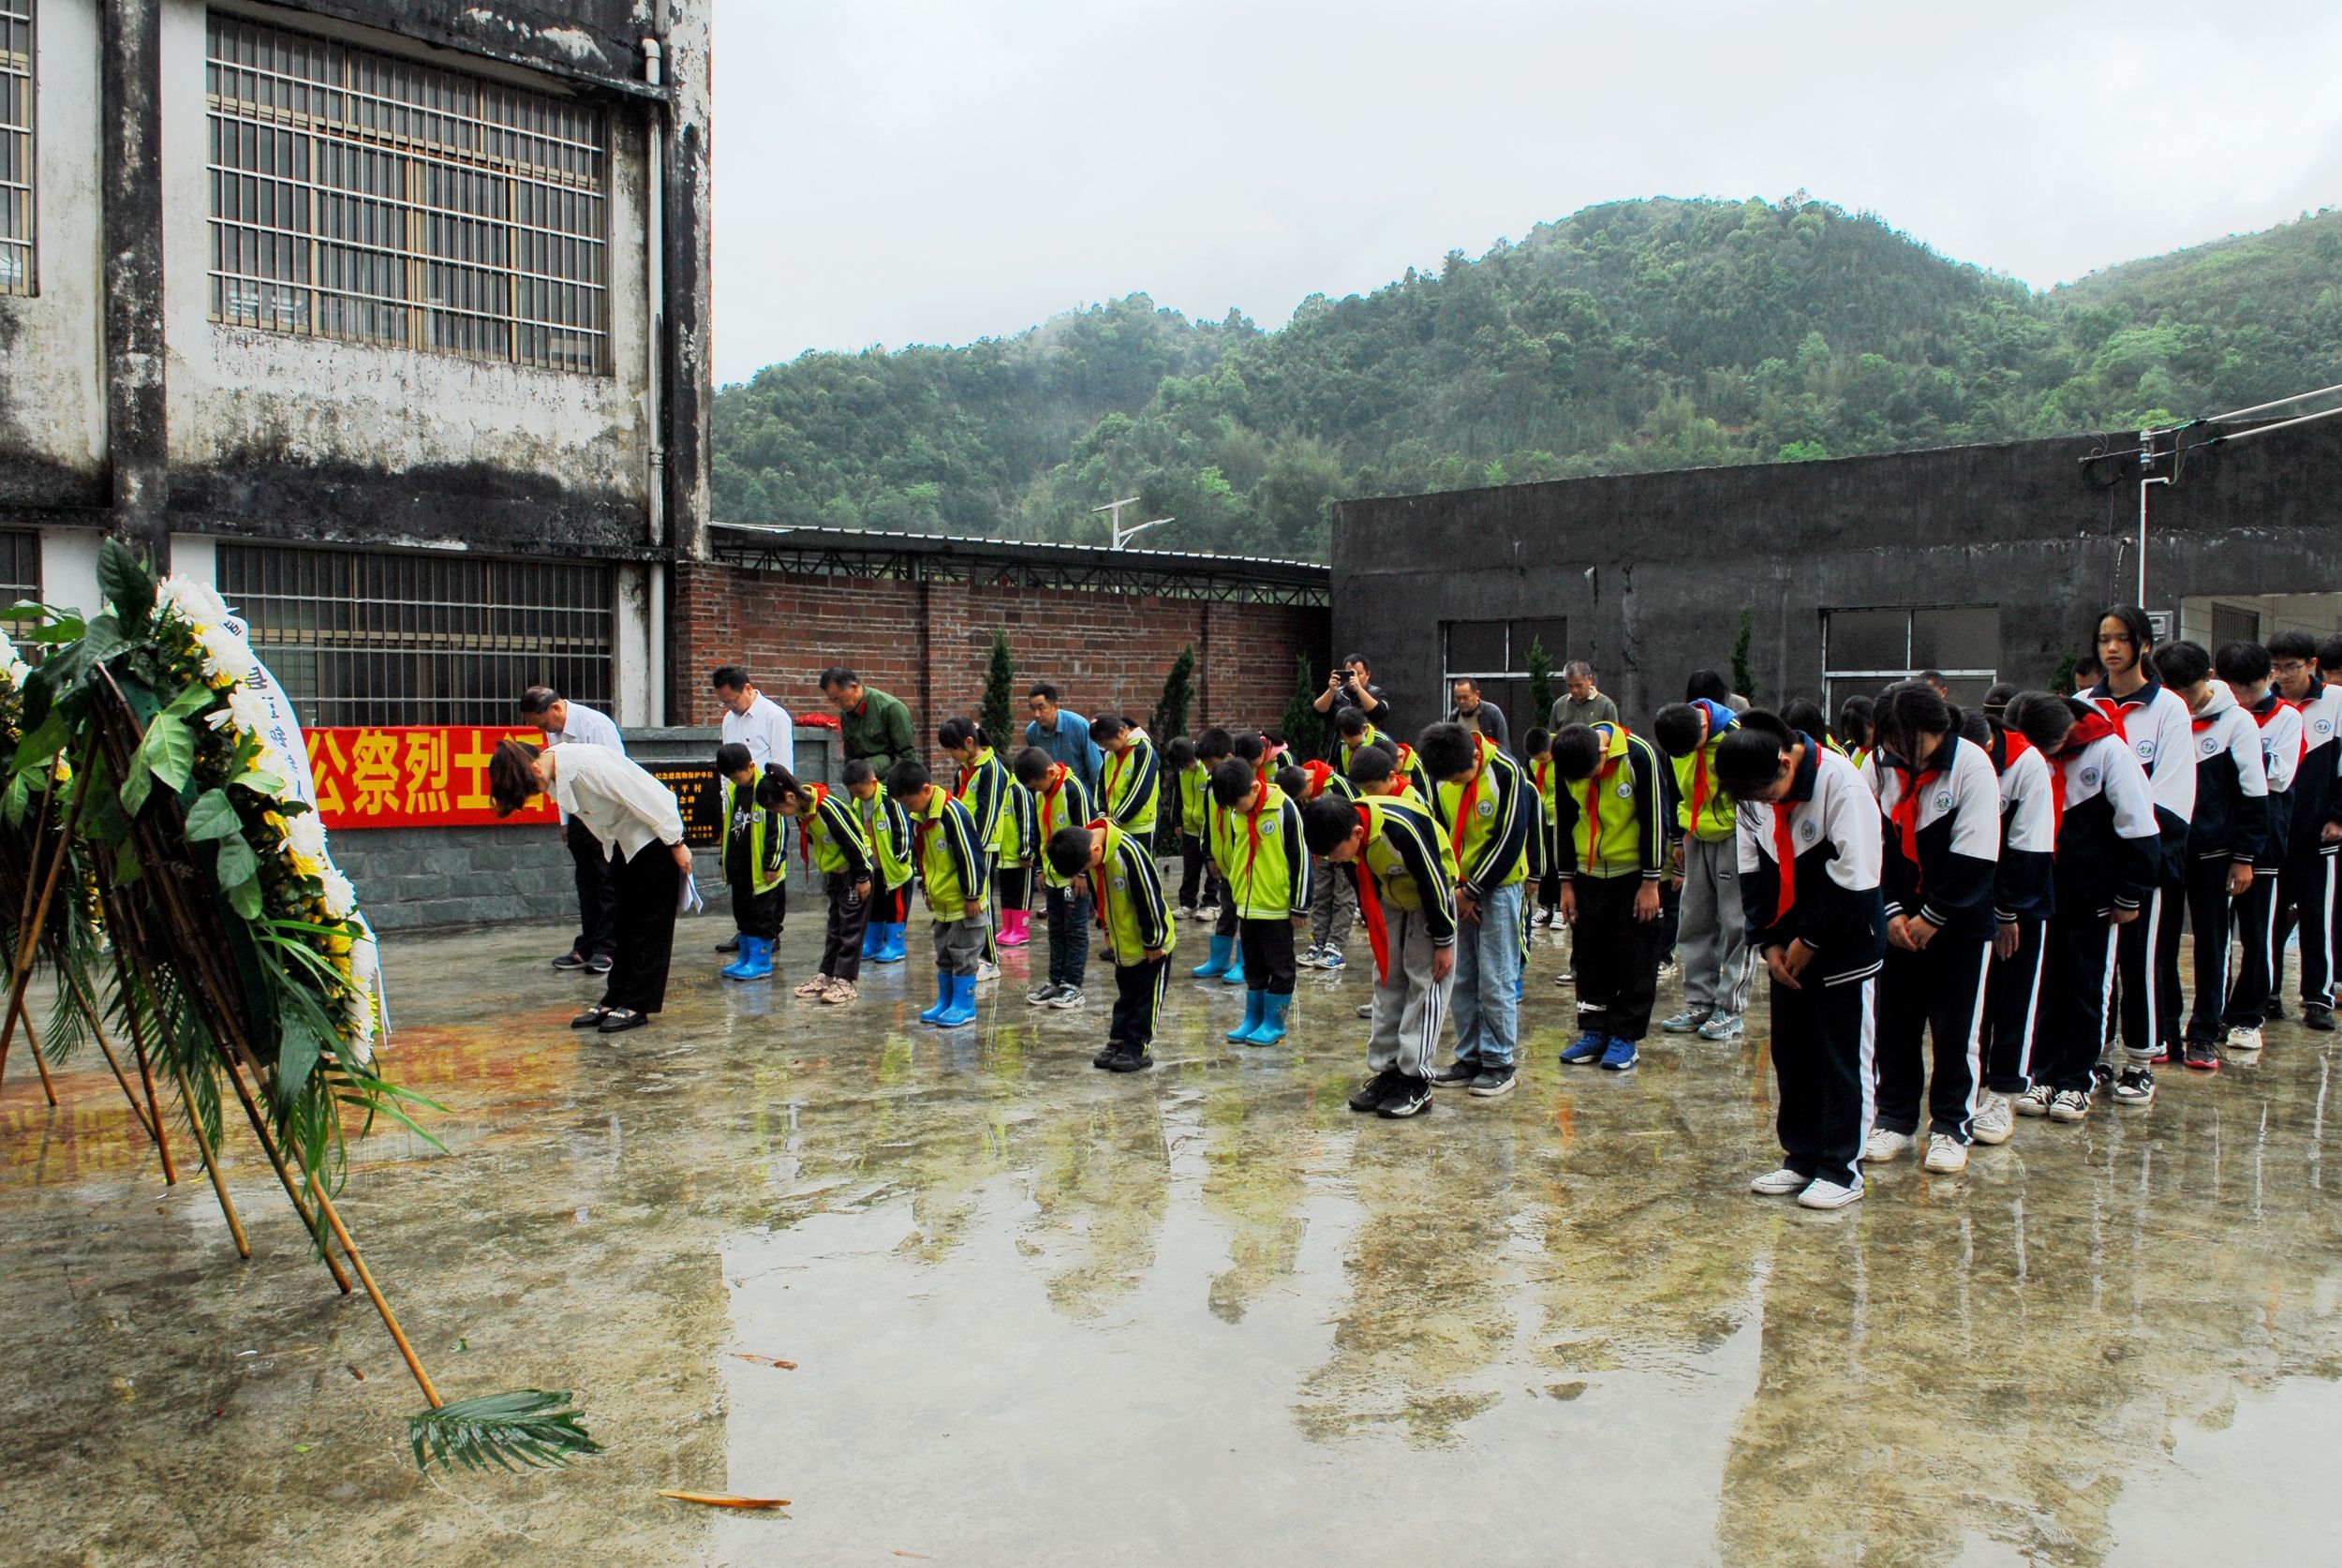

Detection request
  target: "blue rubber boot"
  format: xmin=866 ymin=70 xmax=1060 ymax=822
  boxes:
xmin=1222 ymin=951 xmax=1247 ymax=986
xmin=935 ymin=972 xmax=978 ymax=1027
xmin=861 ymin=920 xmax=883 ymax=960
xmin=737 ymin=936 xmax=774 ymax=981
xmin=875 ymin=924 xmax=908 ymax=964
xmin=720 ymin=937 xmax=755 ymax=980
xmin=920 ymin=969 xmax=954 ymax=1024
xmin=1192 ymin=933 xmax=1233 ymax=978
xmin=1250 ymin=992 xmax=1293 ymax=1045
xmin=1225 ymin=987 xmax=1266 ymax=1043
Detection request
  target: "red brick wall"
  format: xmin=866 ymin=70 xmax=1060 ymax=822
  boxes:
xmin=672 ymin=563 xmax=1332 ymax=757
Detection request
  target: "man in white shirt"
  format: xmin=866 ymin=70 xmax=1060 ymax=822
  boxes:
xmin=712 ymin=664 xmax=794 ymax=774
xmin=523 ymin=686 xmax=627 ymax=975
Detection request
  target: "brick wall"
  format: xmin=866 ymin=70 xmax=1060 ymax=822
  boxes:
xmin=671 ymin=562 xmax=1332 ymax=756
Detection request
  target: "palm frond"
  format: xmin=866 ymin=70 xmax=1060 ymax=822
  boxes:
xmin=408 ymin=1389 xmax=600 ymax=1473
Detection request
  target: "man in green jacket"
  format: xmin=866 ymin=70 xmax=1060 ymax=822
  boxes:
xmin=823 ymin=666 xmax=917 ymax=777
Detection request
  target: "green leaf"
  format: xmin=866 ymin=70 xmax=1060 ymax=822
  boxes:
xmin=113 ymin=841 xmax=141 ymax=885
xmin=227 ymin=876 xmax=262 ymax=921
xmin=97 ymin=539 xmax=156 ymax=631
xmin=408 ymin=1390 xmax=600 ymax=1474
xmin=1 ymin=772 xmax=26 ymax=828
xmin=214 ymin=830 xmax=258 ymax=890
xmin=0 ymin=600 xmax=48 ymax=622
xmin=274 ymin=1013 xmax=325 ymax=1105
xmin=118 ymin=758 xmax=152 ymax=818
xmin=12 ymin=708 xmax=66 ymax=773
xmin=184 ymin=789 xmax=241 ymax=842
xmin=164 ymin=681 xmax=216 ymax=720
xmin=138 ymin=712 xmax=195 ymax=793
xmin=22 ymin=614 xmax=84 ymax=645
xmin=231 ymin=767 xmax=287 ymax=796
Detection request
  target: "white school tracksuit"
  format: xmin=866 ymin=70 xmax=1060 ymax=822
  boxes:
xmin=2089 ymin=679 xmax=2195 ymax=1064
xmin=1866 ymin=736 xmax=2002 ymax=1144
xmin=1981 ymin=728 xmax=2056 ymax=1095
xmin=2226 ymin=689 xmax=2302 ymax=1031
xmin=2038 ymin=720 xmax=2163 ymax=1096
xmin=2173 ymin=682 xmax=2267 ymax=1049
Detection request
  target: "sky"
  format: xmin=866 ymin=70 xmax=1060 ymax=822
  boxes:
xmin=710 ymin=0 xmax=2342 ymax=386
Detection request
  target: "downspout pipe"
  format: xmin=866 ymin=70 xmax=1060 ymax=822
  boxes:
xmin=644 ymin=37 xmax=668 ymax=726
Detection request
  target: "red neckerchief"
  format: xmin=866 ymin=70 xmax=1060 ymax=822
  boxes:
xmin=1446 ymin=734 xmax=1491 ymax=851
xmin=1881 ymin=747 xmax=1946 ymax=894
xmin=1037 ymin=763 xmax=1073 ymax=837
xmin=1689 ymin=740 xmax=1715 ymax=836
xmin=1353 ymin=803 xmax=1391 ymax=984
xmin=1533 ymin=758 xmax=1550 ymax=800
xmin=1239 ymin=786 xmax=1273 ymax=880
xmin=1106 ymin=745 xmax=1128 ymax=801
xmin=1083 ymin=817 xmax=1112 ymax=929
xmin=798 ymin=781 xmax=828 ymax=868
xmin=1768 ymin=743 xmax=1817 ymax=925
xmin=1582 ymin=728 xmax=1624 ymax=865
xmin=953 ymin=756 xmax=977 ymax=800
xmin=1302 ymin=759 xmax=1334 ymax=799
xmin=2252 ymin=690 xmax=2308 ymax=765
xmin=2051 ymin=711 xmax=2120 ymax=821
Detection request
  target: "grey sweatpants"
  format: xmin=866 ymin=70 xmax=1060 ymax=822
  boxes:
xmin=1368 ymin=906 xmax=1454 ymax=1076
xmin=931 ymin=915 xmax=987 ymax=977
xmin=1311 ymin=860 xmax=1358 ymax=951
xmin=1680 ymin=835 xmax=1752 ymax=1018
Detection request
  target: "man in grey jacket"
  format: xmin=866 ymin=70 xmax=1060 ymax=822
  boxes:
xmin=1549 ymin=662 xmax=1621 ymax=730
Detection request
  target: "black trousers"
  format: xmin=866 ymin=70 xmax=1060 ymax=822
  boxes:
xmin=1536 ymin=868 xmax=1561 ymax=910
xmin=1238 ymin=918 xmax=1297 ymax=996
xmin=2180 ymin=856 xmax=2239 ymax=1043
xmin=872 ymin=882 xmax=910 ymax=925
xmin=600 ymin=842 xmax=680 ymax=1016
xmin=1983 ymin=918 xmax=2046 ymax=1093
xmin=728 ymin=869 xmax=784 ymax=942
xmin=1770 ymin=969 xmax=1876 ymax=1189
xmin=1214 ymin=890 xmax=1238 ymax=939
xmin=1875 ymin=935 xmax=1991 ymax=1140
xmin=1178 ymin=836 xmax=1208 ymax=910
xmin=567 ymin=821 xmax=618 ymax=959
xmin=1569 ymin=875 xmax=1664 ymax=1042
xmin=1111 ymin=957 xmax=1169 ymax=1047
xmin=1045 ymin=882 xmax=1091 ymax=989
xmin=2225 ymin=865 xmax=2281 ymax=1027
xmin=997 ymin=865 xmax=1032 ymax=913
xmin=2275 ymin=844 xmax=2336 ymax=1010
xmin=821 ymin=873 xmax=870 ymax=980
xmin=2042 ymin=911 xmax=2119 ymax=1093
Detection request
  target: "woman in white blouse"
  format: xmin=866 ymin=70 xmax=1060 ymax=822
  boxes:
xmin=492 ymin=738 xmax=691 ymax=1034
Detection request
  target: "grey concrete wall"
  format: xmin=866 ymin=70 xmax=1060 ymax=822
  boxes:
xmin=337 ymin=726 xmax=839 ymax=930
xmin=1331 ymin=420 xmax=2342 ymax=731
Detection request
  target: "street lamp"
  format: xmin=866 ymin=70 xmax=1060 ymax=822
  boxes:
xmin=1090 ymin=497 xmax=1175 ymax=550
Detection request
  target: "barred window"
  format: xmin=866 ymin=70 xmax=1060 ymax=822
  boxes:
xmin=0 ymin=528 xmax=37 ymax=605
xmin=204 ymin=13 xmax=608 ymax=372
xmin=1822 ymin=606 xmax=1999 ymax=717
xmin=1 ymin=0 xmax=31 ymax=297
xmin=218 ymin=545 xmax=614 ymax=728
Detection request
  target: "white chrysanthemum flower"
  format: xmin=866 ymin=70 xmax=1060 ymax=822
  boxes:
xmin=196 ymin=622 xmax=259 ymax=684
xmin=319 ymin=866 xmax=357 ymax=919
xmin=158 ymin=575 xmax=231 ymax=629
xmin=205 ymin=683 xmax=272 ymax=737
xmin=350 ymin=934 xmax=379 ymax=985
xmin=282 ymin=809 xmax=329 ymax=863
xmin=346 ymin=989 xmax=378 ymax=1067
xmin=1 ymin=659 xmax=24 ymax=690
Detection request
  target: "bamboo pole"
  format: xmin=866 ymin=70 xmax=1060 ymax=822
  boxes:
xmin=0 ymin=778 xmax=55 ymax=1096
xmin=208 ymin=1029 xmax=354 ymax=1294
xmin=0 ymin=972 xmax=59 ymax=1106
xmin=170 ymin=1059 xmax=249 ymax=1260
xmin=0 ymin=761 xmax=92 ymax=1102
xmin=58 ymin=961 xmax=169 ymax=1169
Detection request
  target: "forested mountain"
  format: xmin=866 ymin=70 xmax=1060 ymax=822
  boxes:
xmin=712 ymin=197 xmax=2342 ymax=560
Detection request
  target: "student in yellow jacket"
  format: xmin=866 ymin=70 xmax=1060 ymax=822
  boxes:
xmin=1337 ymin=705 xmax=1433 ymax=803
xmin=1015 ymin=746 xmax=1097 ymax=1009
xmin=771 ymin=771 xmax=875 ymax=1004
xmin=940 ymin=717 xmax=1028 ymax=961
xmin=846 ymin=759 xmax=913 ymax=966
xmin=1045 ymin=817 xmax=1176 ymax=1073
xmin=716 ymin=743 xmax=787 ymax=983
xmin=1168 ymin=736 xmax=1212 ymax=918
xmin=1093 ymin=713 xmax=1162 ymax=837
xmin=1206 ymin=757 xmax=1312 ymax=1046
xmin=1422 ymin=722 xmax=1532 ymax=1096
xmin=887 ymin=760 xmax=987 ymax=1029
xmin=1549 ymin=721 xmax=1669 ymax=1072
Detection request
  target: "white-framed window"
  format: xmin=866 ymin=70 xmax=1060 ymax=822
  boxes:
xmin=0 ymin=0 xmax=32 ymax=296
xmin=204 ymin=12 xmax=609 ymax=372
xmin=1822 ymin=605 xmax=1998 ymax=716
xmin=1439 ymin=616 xmax=1567 ymax=748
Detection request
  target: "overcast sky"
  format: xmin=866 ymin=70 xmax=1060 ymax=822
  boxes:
xmin=710 ymin=0 xmax=2342 ymax=386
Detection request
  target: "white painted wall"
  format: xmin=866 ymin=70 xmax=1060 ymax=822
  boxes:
xmin=155 ymin=0 xmax=654 ymax=510
xmin=0 ymin=0 xmax=105 ymax=479
xmin=40 ymin=526 xmax=101 ymax=619
xmin=613 ymin=559 xmax=651 ymax=727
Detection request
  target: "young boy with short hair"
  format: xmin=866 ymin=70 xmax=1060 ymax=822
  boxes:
xmin=716 ymin=742 xmax=786 ymax=982
xmin=1420 ymin=720 xmax=1532 ymax=1095
xmin=1523 ymin=728 xmax=1562 ymax=928
xmin=1653 ymin=699 xmax=1753 ymax=1041
xmin=1337 ymin=706 xmax=1432 ymax=803
xmin=1016 ymin=745 xmax=1096 ymax=1009
xmin=767 ymin=768 xmax=875 ymax=1003
xmin=1297 ymin=753 xmax=1360 ymax=970
xmin=2219 ymin=641 xmax=2300 ymax=1052
xmin=939 ymin=717 xmax=1015 ymax=977
xmin=1193 ymin=733 xmax=1260 ymax=984
xmin=1303 ymin=791 xmax=1459 ymax=1120
xmin=1207 ymin=757 xmax=1312 ymax=1045
xmin=2154 ymin=640 xmax=2267 ymax=1072
xmin=2271 ymin=629 xmax=2342 ymax=1029
xmin=1045 ymin=818 xmax=1176 ymax=1072
xmin=1167 ymin=737 xmax=1209 ymax=919
xmin=847 ymin=759 xmax=913 ymax=964
xmin=886 ymin=760 xmax=988 ymax=1028
xmin=1547 ymin=719 xmax=1669 ymax=1074
xmin=1187 ymin=728 xmax=1234 ymax=924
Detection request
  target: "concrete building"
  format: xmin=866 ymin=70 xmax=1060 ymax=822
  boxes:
xmin=0 ymin=0 xmax=711 ymax=727
xmin=1331 ymin=418 xmax=2342 ymax=733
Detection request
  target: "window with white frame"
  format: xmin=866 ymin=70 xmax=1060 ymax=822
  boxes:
xmin=204 ymin=12 xmax=609 ymax=372
xmin=1440 ymin=616 xmax=1567 ymax=748
xmin=1822 ymin=606 xmax=1999 ymax=716
xmin=0 ymin=0 xmax=32 ymax=296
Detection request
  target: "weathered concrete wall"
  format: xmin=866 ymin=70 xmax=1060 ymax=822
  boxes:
xmin=1332 ymin=420 xmax=2342 ymax=730
xmin=156 ymin=0 xmax=656 ymax=555
xmin=0 ymin=0 xmax=106 ymax=518
xmin=267 ymin=0 xmax=660 ymax=92
xmin=672 ymin=561 xmax=1334 ymax=761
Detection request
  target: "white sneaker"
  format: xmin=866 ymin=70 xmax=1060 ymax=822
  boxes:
xmin=1026 ymin=983 xmax=1063 ymax=1006
xmin=1749 ymin=1167 xmax=1806 ymax=1195
xmin=1861 ymin=1128 xmax=1915 ymax=1164
xmin=1923 ymin=1133 xmax=1969 ymax=1174
xmin=2014 ymin=1083 xmax=2054 ymax=1117
xmin=976 ymin=959 xmax=1001 ymax=984
xmin=2225 ymin=1025 xmax=2265 ymax=1053
xmin=1048 ymin=986 xmax=1087 ymax=1010
xmin=2048 ymin=1088 xmax=2091 ymax=1123
xmin=1797 ymin=1177 xmax=1864 ymax=1210
xmin=1970 ymin=1093 xmax=2014 ymax=1146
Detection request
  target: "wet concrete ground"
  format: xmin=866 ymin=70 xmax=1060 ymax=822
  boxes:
xmin=3 ymin=913 xmax=2340 ymax=1566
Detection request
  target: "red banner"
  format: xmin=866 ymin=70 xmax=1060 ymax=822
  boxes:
xmin=308 ymin=726 xmax=556 ymax=829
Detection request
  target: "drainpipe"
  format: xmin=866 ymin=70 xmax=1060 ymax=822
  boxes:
xmin=644 ymin=37 xmax=669 ymax=726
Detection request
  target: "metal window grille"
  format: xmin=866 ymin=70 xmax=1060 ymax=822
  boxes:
xmin=1822 ymin=605 xmax=1998 ymax=717
xmin=0 ymin=0 xmax=31 ymax=296
xmin=0 ymin=528 xmax=37 ymax=605
xmin=217 ymin=545 xmax=614 ymax=728
xmin=204 ymin=13 xmax=608 ymax=372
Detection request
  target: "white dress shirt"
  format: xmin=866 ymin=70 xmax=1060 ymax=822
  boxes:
xmin=723 ymin=692 xmax=794 ymax=774
xmin=553 ymin=700 xmax=626 ymax=754
xmin=549 ymin=744 xmax=685 ymax=862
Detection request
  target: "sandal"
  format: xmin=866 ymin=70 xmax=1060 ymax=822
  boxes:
xmin=597 ymin=1007 xmax=648 ymax=1033
xmin=792 ymin=976 xmax=830 ymax=998
xmin=821 ymin=980 xmax=858 ymax=1004
xmin=570 ymin=1005 xmax=611 ymax=1028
